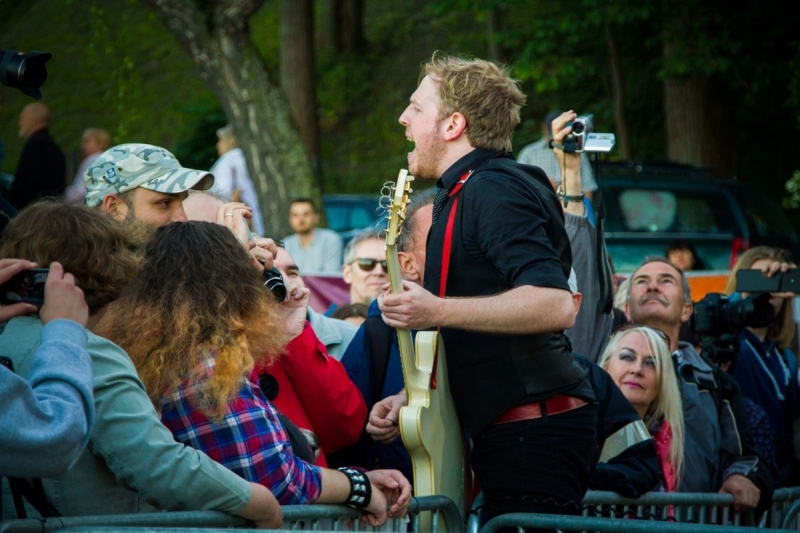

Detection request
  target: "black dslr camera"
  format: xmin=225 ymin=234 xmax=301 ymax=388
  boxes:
xmin=690 ymin=291 xmax=775 ymax=365
xmin=0 ymin=49 xmax=51 ymax=99
xmin=263 ymin=267 xmax=287 ymax=303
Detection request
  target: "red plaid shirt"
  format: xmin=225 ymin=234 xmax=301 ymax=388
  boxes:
xmin=160 ymin=356 xmax=322 ymax=504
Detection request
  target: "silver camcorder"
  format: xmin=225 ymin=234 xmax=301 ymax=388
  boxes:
xmin=564 ymin=114 xmax=615 ymax=153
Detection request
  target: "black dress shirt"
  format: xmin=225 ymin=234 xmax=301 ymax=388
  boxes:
xmin=423 ymin=148 xmax=592 ymax=436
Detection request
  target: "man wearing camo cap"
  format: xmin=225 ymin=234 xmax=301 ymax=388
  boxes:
xmin=85 ymin=143 xmax=214 ymax=246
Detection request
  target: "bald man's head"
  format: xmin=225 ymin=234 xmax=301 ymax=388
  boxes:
xmin=183 ymin=190 xmax=226 ymax=222
xmin=19 ymin=103 xmax=50 ymax=139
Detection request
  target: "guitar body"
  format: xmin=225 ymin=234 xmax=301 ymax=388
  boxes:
xmin=399 ymin=330 xmax=467 ymax=531
xmin=384 ymin=170 xmax=468 ymax=531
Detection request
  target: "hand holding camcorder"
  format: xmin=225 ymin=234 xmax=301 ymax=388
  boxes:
xmin=550 ymin=112 xmax=616 ymax=153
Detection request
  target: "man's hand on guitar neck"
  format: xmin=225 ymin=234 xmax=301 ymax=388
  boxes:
xmin=366 ymin=389 xmax=408 ymax=443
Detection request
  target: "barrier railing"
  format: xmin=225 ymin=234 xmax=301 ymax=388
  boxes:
xmin=772 ymin=487 xmax=800 ymax=530
xmin=478 ymin=513 xmax=792 ymax=533
xmin=0 ymin=495 xmax=462 ymax=533
xmin=581 ymin=490 xmax=741 ymax=525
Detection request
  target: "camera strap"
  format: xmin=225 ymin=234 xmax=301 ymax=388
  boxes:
xmin=5 ymin=477 xmax=61 ymax=518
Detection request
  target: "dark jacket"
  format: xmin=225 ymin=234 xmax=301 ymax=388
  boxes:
xmin=7 ymin=129 xmax=66 ymax=210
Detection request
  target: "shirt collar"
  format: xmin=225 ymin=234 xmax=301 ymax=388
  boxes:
xmin=437 ymin=148 xmax=506 ymax=190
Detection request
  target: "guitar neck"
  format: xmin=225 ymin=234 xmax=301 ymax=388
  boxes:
xmin=386 ymin=244 xmax=417 ymax=375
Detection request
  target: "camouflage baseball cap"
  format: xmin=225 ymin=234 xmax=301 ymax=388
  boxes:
xmin=84 ymin=143 xmax=214 ymax=207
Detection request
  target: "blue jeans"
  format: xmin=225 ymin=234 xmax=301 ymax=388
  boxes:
xmin=472 ymin=403 xmax=598 ymax=523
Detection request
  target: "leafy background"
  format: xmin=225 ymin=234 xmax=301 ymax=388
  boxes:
xmin=2 ymin=0 xmax=799 ymax=222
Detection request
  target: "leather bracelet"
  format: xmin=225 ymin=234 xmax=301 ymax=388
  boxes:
xmin=556 ymin=184 xmax=584 ymax=207
xmin=337 ymin=467 xmax=372 ymax=508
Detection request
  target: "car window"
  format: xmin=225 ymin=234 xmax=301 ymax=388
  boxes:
xmin=325 ymin=205 xmax=350 ymax=232
xmin=606 ymin=187 xmax=738 ymax=235
xmin=350 ymin=206 xmax=375 ymax=230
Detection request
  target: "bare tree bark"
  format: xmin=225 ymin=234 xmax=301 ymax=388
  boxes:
xmin=486 ymin=7 xmax=506 ymax=64
xmin=605 ymin=23 xmax=630 ymax=159
xmin=142 ymin=0 xmax=320 ymax=238
xmin=280 ymin=0 xmax=322 ymax=186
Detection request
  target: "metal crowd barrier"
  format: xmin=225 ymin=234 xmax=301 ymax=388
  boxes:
xmin=478 ymin=513 xmax=793 ymax=533
xmin=0 ymin=495 xmax=462 ymax=533
xmin=771 ymin=487 xmax=800 ymax=529
xmin=581 ymin=490 xmax=742 ymax=526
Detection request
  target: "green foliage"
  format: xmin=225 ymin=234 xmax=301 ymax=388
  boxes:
xmin=1 ymin=0 xmax=798 ymax=226
xmin=0 ymin=0 xmax=215 ymax=173
xmin=170 ymin=96 xmax=227 ymax=171
xmin=784 ymin=171 xmax=800 ymax=210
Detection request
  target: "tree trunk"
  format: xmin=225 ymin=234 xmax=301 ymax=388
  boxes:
xmin=663 ymin=48 xmax=737 ymax=175
xmin=662 ymin=8 xmax=738 ymax=176
xmin=338 ymin=0 xmax=365 ymax=53
xmin=325 ymin=0 xmax=365 ymax=54
xmin=605 ymin=23 xmax=630 ymax=160
xmin=486 ymin=7 xmax=506 ymax=64
xmin=142 ymin=0 xmax=320 ymax=238
xmin=280 ymin=0 xmax=322 ymax=186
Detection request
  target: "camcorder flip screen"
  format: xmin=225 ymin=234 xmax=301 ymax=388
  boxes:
xmin=736 ymin=268 xmax=799 ymax=293
xmin=0 ymin=268 xmax=48 ymax=305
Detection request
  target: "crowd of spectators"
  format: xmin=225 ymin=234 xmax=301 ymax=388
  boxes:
xmin=1 ymin=53 xmax=799 ymax=530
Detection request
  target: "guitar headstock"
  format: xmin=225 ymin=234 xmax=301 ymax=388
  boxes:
xmin=385 ymin=169 xmax=414 ymax=247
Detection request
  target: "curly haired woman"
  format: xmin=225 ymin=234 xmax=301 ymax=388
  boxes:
xmin=100 ymin=221 xmax=410 ymax=525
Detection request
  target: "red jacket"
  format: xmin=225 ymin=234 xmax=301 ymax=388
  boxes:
xmin=252 ymin=321 xmax=366 ymax=467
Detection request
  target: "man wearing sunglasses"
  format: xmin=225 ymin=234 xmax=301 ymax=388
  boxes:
xmin=341 ymin=229 xmax=389 ymax=307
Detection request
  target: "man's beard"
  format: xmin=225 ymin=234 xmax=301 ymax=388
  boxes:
xmin=121 ymin=206 xmax=160 ymax=248
xmin=411 ymin=124 xmax=446 ymax=180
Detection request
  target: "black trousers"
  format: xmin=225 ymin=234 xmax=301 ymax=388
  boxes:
xmin=472 ymin=403 xmax=598 ymax=524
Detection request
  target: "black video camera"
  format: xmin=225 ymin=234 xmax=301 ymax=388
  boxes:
xmin=0 ymin=49 xmax=52 ymax=99
xmin=690 ymin=291 xmax=775 ymax=365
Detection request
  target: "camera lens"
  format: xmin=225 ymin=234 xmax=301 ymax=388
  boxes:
xmin=262 ymin=267 xmax=287 ymax=302
xmin=572 ymin=121 xmax=585 ymax=134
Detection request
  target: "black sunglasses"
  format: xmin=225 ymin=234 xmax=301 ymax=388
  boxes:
xmin=614 ymin=323 xmax=671 ymax=346
xmin=353 ymin=258 xmax=388 ymax=272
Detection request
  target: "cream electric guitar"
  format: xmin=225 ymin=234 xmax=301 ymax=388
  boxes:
xmin=384 ymin=169 xmax=467 ymax=530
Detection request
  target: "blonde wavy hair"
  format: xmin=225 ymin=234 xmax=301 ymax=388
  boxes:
xmin=98 ymin=221 xmax=288 ymax=420
xmin=725 ymin=246 xmax=795 ymax=349
xmin=423 ymin=52 xmax=526 ymax=153
xmin=600 ymin=326 xmax=685 ymax=487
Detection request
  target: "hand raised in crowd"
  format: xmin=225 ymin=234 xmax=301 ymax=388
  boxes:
xmin=0 ymin=259 xmax=39 ymax=321
xmin=249 ymin=236 xmax=278 ymax=272
xmin=719 ymin=474 xmax=760 ymax=513
xmin=550 ymin=110 xmax=585 ymax=216
xmin=216 ymin=202 xmax=253 ymax=247
xmin=39 ymin=262 xmax=89 ymax=327
xmin=277 ymin=284 xmax=311 ymax=340
xmin=379 ymin=280 xmax=441 ymax=330
xmin=366 ymin=389 xmax=407 ymax=443
xmin=754 ymin=258 xmax=798 ymax=299
xmin=366 ymin=469 xmax=412 ymax=519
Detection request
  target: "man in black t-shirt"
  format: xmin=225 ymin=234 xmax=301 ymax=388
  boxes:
xmin=379 ymin=54 xmax=598 ymax=522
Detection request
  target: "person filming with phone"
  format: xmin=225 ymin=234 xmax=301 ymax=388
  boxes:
xmin=724 ymin=247 xmax=800 ymax=488
xmin=0 ymin=259 xmax=94 ymax=478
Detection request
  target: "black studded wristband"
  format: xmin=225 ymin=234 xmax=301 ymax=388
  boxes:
xmin=337 ymin=467 xmax=372 ymax=508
